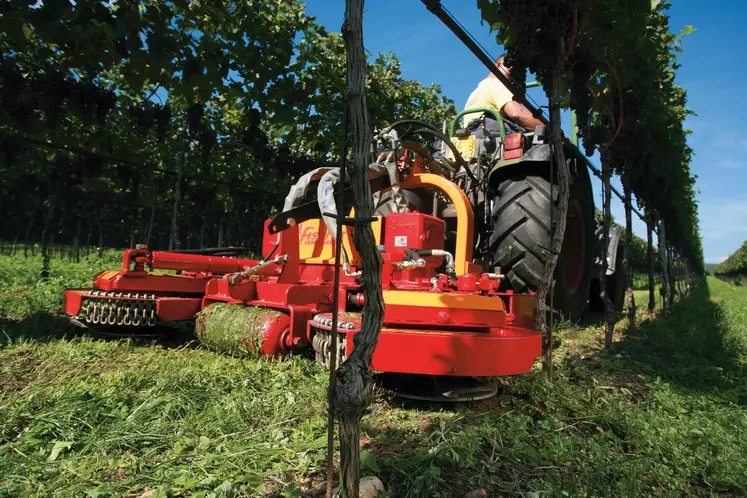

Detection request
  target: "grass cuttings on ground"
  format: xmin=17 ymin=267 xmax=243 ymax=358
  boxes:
xmin=1 ymin=253 xmax=746 ymax=497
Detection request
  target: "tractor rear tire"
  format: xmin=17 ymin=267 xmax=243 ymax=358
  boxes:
xmin=489 ymin=174 xmax=594 ymax=321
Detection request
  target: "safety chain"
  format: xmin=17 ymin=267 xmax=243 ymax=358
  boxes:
xmin=81 ymin=291 xmax=157 ymax=327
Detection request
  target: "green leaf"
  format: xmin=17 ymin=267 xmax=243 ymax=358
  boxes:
xmin=360 ymin=449 xmax=380 ymax=475
xmin=47 ymin=441 xmax=73 ymax=462
xmin=214 ymin=481 xmax=234 ymax=494
xmin=282 ymin=482 xmax=303 ymax=498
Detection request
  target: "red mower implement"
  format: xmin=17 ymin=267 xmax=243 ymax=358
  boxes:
xmin=62 ymin=120 xmax=542 ymax=398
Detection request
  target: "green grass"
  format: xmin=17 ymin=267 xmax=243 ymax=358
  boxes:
xmin=1 ymin=253 xmax=746 ymax=497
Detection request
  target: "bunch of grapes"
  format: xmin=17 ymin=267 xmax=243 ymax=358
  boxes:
xmin=67 ymin=81 xmax=116 ymax=127
xmin=69 ymin=155 xmax=104 ymax=184
xmin=94 ymin=89 xmax=116 ymax=126
xmin=0 ymin=57 xmax=33 ymax=128
xmin=0 ymin=138 xmax=22 ymax=166
xmin=567 ymin=49 xmax=596 ymax=155
xmin=607 ymin=90 xmax=646 ymax=177
xmin=240 ymin=109 xmax=272 ymax=163
xmin=199 ymin=128 xmax=217 ymax=162
xmin=186 ymin=103 xmax=204 ymax=137
xmin=495 ymin=0 xmax=575 ymax=87
xmin=31 ymin=73 xmax=70 ymax=128
xmin=153 ymin=104 xmax=172 ymax=140
xmin=130 ymin=105 xmax=156 ymax=136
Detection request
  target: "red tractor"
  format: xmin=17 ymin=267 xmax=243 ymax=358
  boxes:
xmin=62 ymin=120 xmax=542 ymax=398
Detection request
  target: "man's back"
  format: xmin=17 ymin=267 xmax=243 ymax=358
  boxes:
xmin=462 ymin=77 xmax=514 ymax=126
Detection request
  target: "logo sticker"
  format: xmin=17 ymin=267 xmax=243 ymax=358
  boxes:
xmin=394 ymin=236 xmax=408 ymax=247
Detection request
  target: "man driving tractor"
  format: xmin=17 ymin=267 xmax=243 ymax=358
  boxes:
xmin=461 ymin=54 xmax=544 ymax=135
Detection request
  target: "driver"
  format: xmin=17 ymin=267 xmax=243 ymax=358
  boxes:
xmin=462 ymin=54 xmax=544 ymax=134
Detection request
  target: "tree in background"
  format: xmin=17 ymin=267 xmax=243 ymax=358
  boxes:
xmin=0 ymin=0 xmax=456 ymax=266
xmin=713 ymin=241 xmax=747 ymax=282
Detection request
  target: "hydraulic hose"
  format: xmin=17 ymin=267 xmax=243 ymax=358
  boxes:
xmin=377 ymin=124 xmax=467 ymax=176
xmin=415 ymin=249 xmax=456 ymax=280
xmin=223 ymin=254 xmax=288 ymax=285
xmin=413 ymin=127 xmax=467 ymax=168
xmin=260 ymin=241 xmax=280 ymax=263
xmin=396 ymin=248 xmax=427 ymax=270
xmin=377 ymin=119 xmax=440 ymax=137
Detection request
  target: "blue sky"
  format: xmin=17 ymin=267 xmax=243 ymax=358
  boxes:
xmin=302 ymin=0 xmax=747 ymax=264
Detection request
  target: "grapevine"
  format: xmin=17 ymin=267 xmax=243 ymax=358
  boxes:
xmin=713 ymin=241 xmax=747 ymax=278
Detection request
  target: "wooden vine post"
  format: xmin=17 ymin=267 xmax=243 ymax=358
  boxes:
xmin=658 ymin=220 xmax=669 ymax=314
xmin=332 ymin=1 xmax=385 ymax=496
xmin=647 ymin=212 xmax=656 ymax=311
xmin=600 ymin=149 xmax=615 ymax=348
xmin=669 ymin=247 xmax=676 ymax=306
xmin=534 ymin=41 xmax=570 ymax=379
xmin=169 ymin=139 xmax=186 ymax=251
xmin=672 ymin=251 xmax=678 ymax=298
xmin=622 ymin=173 xmax=636 ymax=328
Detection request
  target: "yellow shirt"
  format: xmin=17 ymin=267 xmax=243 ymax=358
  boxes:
xmin=462 ymin=77 xmax=513 ymax=126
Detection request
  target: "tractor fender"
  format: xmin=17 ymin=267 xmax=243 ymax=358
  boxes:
xmin=593 ymin=224 xmax=622 ymax=277
xmin=487 ymin=144 xmax=552 ymax=180
xmin=487 ymin=145 xmax=593 ymax=205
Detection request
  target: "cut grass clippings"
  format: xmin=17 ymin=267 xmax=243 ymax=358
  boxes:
xmin=1 ymin=252 xmax=746 ymax=497
xmin=195 ymin=303 xmax=282 ymax=358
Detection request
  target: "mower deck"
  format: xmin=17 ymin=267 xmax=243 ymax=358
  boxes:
xmin=61 ymin=172 xmax=542 ymax=382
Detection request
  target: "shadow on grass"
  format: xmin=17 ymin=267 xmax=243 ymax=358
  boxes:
xmin=584 ymin=280 xmax=746 ymax=404
xmin=360 ymin=282 xmax=747 ymax=496
xmin=0 ymin=311 xmax=196 ymax=350
xmin=715 ymin=274 xmax=745 ymax=286
xmin=0 ymin=312 xmax=81 ymax=345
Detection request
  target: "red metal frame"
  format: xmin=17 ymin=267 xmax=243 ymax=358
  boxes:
xmin=62 ymin=201 xmax=541 ymax=378
xmin=369 ymin=327 xmax=539 ymax=376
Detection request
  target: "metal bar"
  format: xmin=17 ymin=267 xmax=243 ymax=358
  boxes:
xmin=421 ymin=0 xmax=538 ymax=117
xmin=583 ymin=160 xmax=648 ymax=222
xmin=449 ymin=107 xmax=505 ymax=140
xmin=420 ymin=0 xmax=651 ymax=226
xmin=570 ymin=110 xmax=578 ymax=147
xmin=325 ymin=105 xmax=349 ymax=496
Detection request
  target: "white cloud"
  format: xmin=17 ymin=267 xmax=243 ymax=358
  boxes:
xmin=689 ymin=125 xmax=747 ymax=170
xmin=699 ymin=196 xmax=747 ymax=240
xmin=705 ymin=256 xmax=729 ymax=264
xmin=698 ymin=193 xmax=747 ymax=263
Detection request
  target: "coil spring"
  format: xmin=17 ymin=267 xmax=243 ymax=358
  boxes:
xmin=81 ymin=291 xmax=157 ymax=327
xmin=311 ymin=331 xmax=347 ymax=369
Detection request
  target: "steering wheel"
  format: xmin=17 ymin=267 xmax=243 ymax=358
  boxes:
xmin=374 ymin=120 xmax=466 ymax=176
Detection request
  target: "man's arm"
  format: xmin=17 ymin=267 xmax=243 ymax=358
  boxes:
xmin=502 ymin=101 xmax=544 ymax=131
